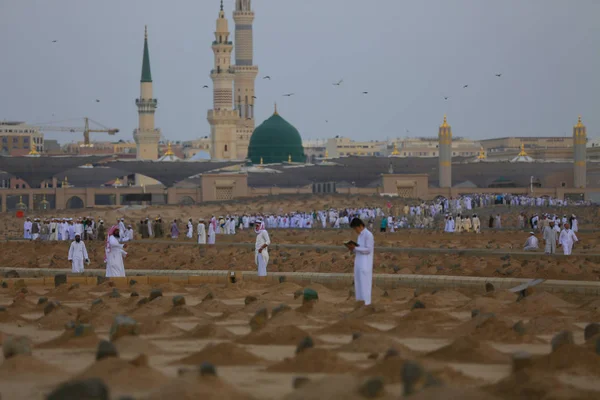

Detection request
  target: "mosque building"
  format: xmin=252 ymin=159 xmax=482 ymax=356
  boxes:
xmin=207 ymin=0 xmax=304 ymax=163
xmin=247 ymin=104 xmax=305 ymax=164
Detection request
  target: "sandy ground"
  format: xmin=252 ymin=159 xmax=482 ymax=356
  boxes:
xmin=1 ymin=196 xmax=600 ymax=398
xmin=1 ymin=279 xmax=600 ymax=399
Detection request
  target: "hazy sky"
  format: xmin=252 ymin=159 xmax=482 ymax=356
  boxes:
xmin=1 ymin=0 xmax=598 ymax=144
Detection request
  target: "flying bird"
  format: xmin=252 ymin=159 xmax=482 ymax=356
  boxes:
xmin=52 ymin=40 xmax=57 ymax=43
xmin=325 ymin=120 xmax=329 ymax=123
xmin=463 ymin=85 xmax=469 ymax=88
xmin=332 ymin=79 xmax=343 ymax=86
xmin=362 ymin=91 xmax=369 ymax=95
xmin=252 ymin=96 xmax=257 ymax=99
xmin=495 ymin=73 xmax=502 ymax=77
xmin=282 ymin=93 xmax=294 ymax=97
xmin=95 ymin=99 xmax=100 ymax=103
xmin=263 ymin=76 xmax=271 ymax=80
xmin=444 ymin=96 xmax=450 ymax=100
xmin=202 ymin=85 xmax=209 ymax=88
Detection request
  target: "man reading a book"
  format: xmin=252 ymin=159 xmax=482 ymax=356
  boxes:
xmin=346 ymin=218 xmax=375 ymax=306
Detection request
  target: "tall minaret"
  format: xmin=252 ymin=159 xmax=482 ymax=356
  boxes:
xmin=134 ymin=26 xmax=161 ymax=160
xmin=573 ymin=115 xmax=587 ymax=188
xmin=438 ymin=115 xmax=452 ymax=188
xmin=208 ymin=1 xmax=239 ymax=160
xmin=233 ymin=0 xmax=258 ymax=159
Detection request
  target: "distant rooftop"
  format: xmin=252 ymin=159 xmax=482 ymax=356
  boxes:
xmin=0 ymin=121 xmax=26 ymax=126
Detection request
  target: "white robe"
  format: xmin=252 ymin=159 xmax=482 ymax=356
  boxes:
xmin=49 ymin=222 xmax=58 ymax=240
xmin=106 ymin=236 xmax=127 ymax=277
xmin=24 ymin=221 xmax=32 ymax=239
xmin=353 ymin=229 xmax=374 ymax=306
xmin=68 ymin=241 xmax=89 ymax=273
xmin=571 ymin=219 xmax=578 ymax=232
xmin=187 ymin=222 xmax=194 ymax=238
xmin=122 ymin=228 xmax=134 ymax=242
xmin=559 ymin=229 xmax=578 ymax=255
xmin=118 ymin=221 xmax=126 ymax=242
xmin=207 ymin=223 xmax=216 ymax=245
xmin=523 ymin=236 xmax=539 ymax=251
xmin=197 ymin=223 xmax=206 ymax=244
xmin=255 ymin=230 xmax=271 ymax=276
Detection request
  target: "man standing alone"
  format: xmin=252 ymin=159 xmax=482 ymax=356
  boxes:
xmin=68 ymin=234 xmax=89 ymax=273
xmin=346 ymin=218 xmax=375 ymax=306
xmin=254 ymin=218 xmax=271 ymax=276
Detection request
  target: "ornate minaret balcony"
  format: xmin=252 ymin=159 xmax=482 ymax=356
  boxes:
xmin=135 ymin=98 xmax=158 ymax=114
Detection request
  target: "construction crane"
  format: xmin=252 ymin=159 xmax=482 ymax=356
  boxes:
xmin=35 ymin=117 xmax=119 ymax=146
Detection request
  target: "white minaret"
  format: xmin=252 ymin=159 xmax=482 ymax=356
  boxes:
xmin=208 ymin=1 xmax=239 ymax=160
xmin=233 ymin=0 xmax=258 ymax=160
xmin=134 ymin=26 xmax=161 ymax=160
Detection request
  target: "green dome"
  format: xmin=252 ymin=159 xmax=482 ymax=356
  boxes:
xmin=247 ymin=110 xmax=305 ymax=164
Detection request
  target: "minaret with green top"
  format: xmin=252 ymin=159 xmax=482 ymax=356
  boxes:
xmin=134 ymin=26 xmax=161 ymax=160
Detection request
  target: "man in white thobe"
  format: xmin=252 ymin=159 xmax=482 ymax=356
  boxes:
xmin=197 ymin=219 xmax=207 ymax=244
xmin=472 ymin=214 xmax=481 ymax=233
xmin=207 ymin=221 xmax=216 ymax=245
xmin=254 ymin=219 xmax=271 ymax=277
xmin=49 ymin=219 xmax=58 ymax=241
xmin=24 ymin=218 xmax=32 ymax=239
xmin=570 ymin=215 xmax=579 ymax=232
xmin=118 ymin=219 xmax=126 ymax=243
xmin=105 ymin=226 xmax=127 ymax=277
xmin=146 ymin=218 xmax=153 ymax=238
xmin=559 ymin=223 xmax=578 ymax=256
xmin=186 ymin=219 xmax=194 ymax=239
xmin=122 ymin=225 xmax=134 ymax=242
xmin=31 ymin=218 xmax=41 ymax=240
xmin=346 ymin=218 xmax=374 ymax=306
xmin=68 ymin=234 xmax=89 ymax=273
xmin=523 ymin=232 xmax=539 ymax=251
xmin=543 ymin=221 xmax=558 ymax=255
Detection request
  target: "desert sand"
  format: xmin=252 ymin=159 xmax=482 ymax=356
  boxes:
xmin=1 ymin=277 xmax=600 ymax=399
xmin=1 ymin=195 xmax=600 ymax=399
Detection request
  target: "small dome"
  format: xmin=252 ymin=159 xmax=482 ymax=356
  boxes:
xmin=188 ymin=150 xmax=211 ymax=161
xmin=247 ymin=108 xmax=305 ymax=164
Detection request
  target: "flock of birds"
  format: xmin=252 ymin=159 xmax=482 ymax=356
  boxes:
xmin=48 ymin=38 xmax=504 ymax=125
xmin=199 ymin=73 xmax=504 ymax=102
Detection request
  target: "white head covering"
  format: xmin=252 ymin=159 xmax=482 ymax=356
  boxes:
xmin=254 ymin=218 xmax=265 ymax=234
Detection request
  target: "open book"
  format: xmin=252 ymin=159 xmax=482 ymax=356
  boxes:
xmin=344 ymin=240 xmax=358 ymax=247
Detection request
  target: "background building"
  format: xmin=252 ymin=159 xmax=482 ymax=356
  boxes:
xmin=480 ymin=137 xmax=573 ymax=153
xmin=390 ymin=136 xmax=480 ymax=158
xmin=325 ymin=137 xmax=387 ymax=158
xmin=0 ymin=122 xmax=44 ymax=155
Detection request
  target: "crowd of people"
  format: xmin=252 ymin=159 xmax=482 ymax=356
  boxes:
xmin=522 ymin=213 xmax=579 ymax=255
xmin=17 ymin=192 xmax=593 ymax=305
xmin=21 ymin=193 xmax=591 ymax=243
